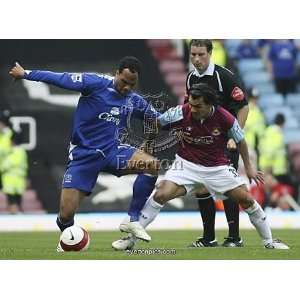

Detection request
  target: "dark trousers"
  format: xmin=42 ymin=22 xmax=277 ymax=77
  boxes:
xmin=274 ymin=78 xmax=296 ymax=96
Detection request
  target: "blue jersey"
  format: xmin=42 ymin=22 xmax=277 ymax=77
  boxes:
xmin=268 ymin=41 xmax=297 ymax=79
xmin=24 ymin=70 xmax=159 ymax=156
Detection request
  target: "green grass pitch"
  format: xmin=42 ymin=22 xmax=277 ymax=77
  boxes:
xmin=0 ymin=229 xmax=299 ymax=259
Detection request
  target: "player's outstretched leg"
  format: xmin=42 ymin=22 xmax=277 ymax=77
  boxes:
xmin=226 ymin=186 xmax=289 ymax=249
xmin=116 ymin=150 xmax=159 ymax=242
xmin=122 ymin=181 xmax=186 ymax=241
xmin=56 ymin=188 xmax=86 ymax=252
xmin=113 ymin=174 xmax=157 ymax=250
xmin=128 ymin=174 xmax=158 ymax=221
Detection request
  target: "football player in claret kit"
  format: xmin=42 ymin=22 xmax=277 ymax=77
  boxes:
xmin=9 ymin=57 xmax=160 ymax=251
xmin=116 ymin=83 xmax=289 ymax=250
xmin=186 ymin=39 xmax=249 ymax=248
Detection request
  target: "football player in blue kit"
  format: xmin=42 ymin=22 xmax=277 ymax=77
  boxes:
xmin=9 ymin=57 xmax=160 ymax=250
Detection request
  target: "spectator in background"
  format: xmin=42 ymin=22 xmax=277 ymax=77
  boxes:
xmin=0 ymin=110 xmax=13 ymax=189
xmin=258 ymin=113 xmax=298 ymax=210
xmin=259 ymin=113 xmax=290 ymax=183
xmin=257 ymin=39 xmax=272 ymax=65
xmin=267 ymin=40 xmax=298 ymax=96
xmin=211 ymin=40 xmax=227 ymax=67
xmin=244 ymin=87 xmax=266 ymax=164
xmin=1 ymin=131 xmax=28 ymax=214
xmin=237 ymin=40 xmax=259 ymax=59
xmin=264 ymin=174 xmax=298 ymax=211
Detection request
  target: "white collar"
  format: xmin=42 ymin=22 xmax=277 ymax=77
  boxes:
xmin=193 ymin=60 xmax=215 ymax=78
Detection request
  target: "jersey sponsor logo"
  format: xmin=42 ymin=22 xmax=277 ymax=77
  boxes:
xmin=185 ymin=134 xmax=214 ymax=145
xmin=98 ymin=112 xmax=120 ymax=125
xmin=231 ymin=87 xmax=244 ymax=101
xmin=70 ymin=73 xmax=83 ymax=83
xmin=212 ymin=127 xmax=221 ymax=136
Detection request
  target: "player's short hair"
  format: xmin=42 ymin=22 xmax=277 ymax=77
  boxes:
xmin=118 ymin=56 xmax=141 ymax=75
xmin=189 ymin=39 xmax=213 ymax=53
xmin=189 ymin=83 xmax=218 ymax=105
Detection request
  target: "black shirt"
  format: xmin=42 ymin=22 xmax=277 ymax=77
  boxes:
xmin=186 ymin=63 xmax=248 ymax=117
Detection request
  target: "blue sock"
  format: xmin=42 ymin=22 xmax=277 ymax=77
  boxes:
xmin=56 ymin=216 xmax=74 ymax=232
xmin=128 ymin=174 xmax=157 ymax=222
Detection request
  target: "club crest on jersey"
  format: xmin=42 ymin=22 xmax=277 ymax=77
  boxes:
xmin=231 ymin=87 xmax=244 ymax=101
xmin=64 ymin=174 xmax=72 ymax=183
xmin=186 ymin=126 xmax=192 ymax=132
xmin=212 ymin=127 xmax=221 ymax=136
xmin=110 ymin=107 xmax=120 ymax=116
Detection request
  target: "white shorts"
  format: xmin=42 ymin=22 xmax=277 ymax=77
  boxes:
xmin=164 ymin=154 xmax=246 ymax=196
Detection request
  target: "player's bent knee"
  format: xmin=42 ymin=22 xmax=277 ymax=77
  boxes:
xmin=238 ymin=193 xmax=254 ymax=209
xmin=153 ymin=190 xmax=169 ymax=204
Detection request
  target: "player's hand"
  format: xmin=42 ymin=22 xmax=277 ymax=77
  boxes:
xmin=245 ymin=165 xmax=264 ymax=185
xmin=227 ymin=138 xmax=237 ymax=151
xmin=9 ymin=62 xmax=25 ymax=80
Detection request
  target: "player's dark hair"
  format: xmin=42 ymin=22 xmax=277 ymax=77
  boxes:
xmin=274 ymin=113 xmax=285 ymax=126
xmin=189 ymin=39 xmax=213 ymax=53
xmin=189 ymin=83 xmax=218 ymax=105
xmin=118 ymin=56 xmax=141 ymax=75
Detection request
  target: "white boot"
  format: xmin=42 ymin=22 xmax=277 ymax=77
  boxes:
xmin=264 ymin=239 xmax=289 ymax=250
xmin=112 ymin=234 xmax=137 ymax=251
xmin=119 ymin=220 xmax=151 ymax=242
xmin=56 ymin=241 xmax=64 ymax=252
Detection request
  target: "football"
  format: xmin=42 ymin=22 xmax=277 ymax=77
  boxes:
xmin=59 ymin=225 xmax=90 ymax=251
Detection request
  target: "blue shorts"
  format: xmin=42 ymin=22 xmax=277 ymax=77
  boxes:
xmin=62 ymin=145 xmax=136 ymax=194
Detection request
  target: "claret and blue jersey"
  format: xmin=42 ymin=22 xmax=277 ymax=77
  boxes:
xmin=24 ymin=70 xmax=160 ymax=193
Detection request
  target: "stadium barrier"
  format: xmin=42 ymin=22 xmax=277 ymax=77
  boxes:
xmin=0 ymin=211 xmax=299 ymax=231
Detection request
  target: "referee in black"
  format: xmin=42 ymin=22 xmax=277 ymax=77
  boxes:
xmin=186 ymin=39 xmax=249 ymax=247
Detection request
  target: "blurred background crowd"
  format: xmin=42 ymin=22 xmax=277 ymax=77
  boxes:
xmin=0 ymin=39 xmax=299 ymax=214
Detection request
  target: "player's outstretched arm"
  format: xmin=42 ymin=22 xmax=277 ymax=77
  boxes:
xmin=9 ymin=62 xmax=89 ymax=93
xmin=239 ymin=139 xmax=264 ymax=185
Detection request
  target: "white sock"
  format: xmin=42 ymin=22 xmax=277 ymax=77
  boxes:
xmin=139 ymin=193 xmax=164 ymax=228
xmin=245 ymin=200 xmax=273 ymax=245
